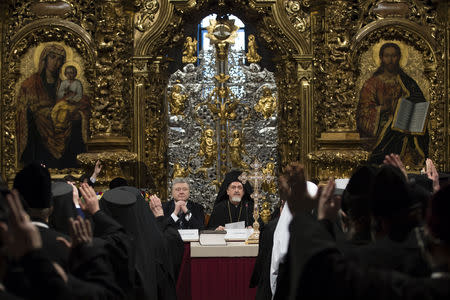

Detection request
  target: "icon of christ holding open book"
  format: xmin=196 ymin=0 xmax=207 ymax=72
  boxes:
xmin=357 ymin=42 xmax=429 ymax=167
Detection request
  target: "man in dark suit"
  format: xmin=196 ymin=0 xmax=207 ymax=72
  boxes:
xmin=162 ymin=178 xmax=205 ymax=230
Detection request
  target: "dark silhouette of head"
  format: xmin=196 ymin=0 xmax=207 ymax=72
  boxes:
xmin=109 ymin=177 xmax=128 ymax=190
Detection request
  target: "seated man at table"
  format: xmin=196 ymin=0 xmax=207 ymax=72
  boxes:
xmin=162 ymin=177 xmax=205 ymax=229
xmin=207 ymin=170 xmax=254 ymax=230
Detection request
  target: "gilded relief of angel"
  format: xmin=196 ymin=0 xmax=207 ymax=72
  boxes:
xmin=169 ymin=84 xmax=187 ymax=116
xmin=229 ymin=129 xmax=248 ymax=169
xmin=246 ymin=34 xmax=262 ymax=63
xmin=254 ymin=87 xmax=276 ymax=119
xmin=182 ymin=37 xmax=198 ymax=64
xmin=198 ymin=128 xmax=217 ymax=169
xmin=262 ymin=162 xmax=277 ymax=195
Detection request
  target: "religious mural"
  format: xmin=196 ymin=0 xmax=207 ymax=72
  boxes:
xmin=356 ymin=40 xmax=430 ymax=168
xmin=16 ymin=42 xmax=90 ymax=169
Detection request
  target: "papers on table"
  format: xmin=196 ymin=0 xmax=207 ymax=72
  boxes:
xmin=178 ymin=229 xmax=199 ymax=242
xmin=225 ymin=221 xmax=245 ymax=229
xmin=224 ymin=228 xmax=254 ymax=241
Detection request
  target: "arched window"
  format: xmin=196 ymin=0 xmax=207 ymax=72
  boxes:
xmin=199 ymin=14 xmax=246 ymax=52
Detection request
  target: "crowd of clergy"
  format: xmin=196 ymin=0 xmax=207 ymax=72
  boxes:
xmin=0 ymin=153 xmax=449 ymax=299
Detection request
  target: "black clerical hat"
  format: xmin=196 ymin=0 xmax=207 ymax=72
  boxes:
xmin=13 ymin=162 xmax=52 ymax=209
xmin=214 ymin=170 xmax=253 ymax=206
xmin=51 ymin=181 xmax=73 ymax=198
xmin=370 ymin=165 xmax=417 ymax=217
xmin=342 ymin=166 xmax=376 ymax=218
xmin=102 ymin=188 xmax=136 ymax=205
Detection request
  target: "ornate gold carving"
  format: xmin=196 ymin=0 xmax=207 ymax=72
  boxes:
xmin=172 ymin=163 xmax=189 ymax=178
xmin=284 ymin=0 xmax=310 ymax=33
xmin=262 ymin=162 xmax=277 ymax=195
xmin=372 ymin=1 xmax=410 ymax=19
xmin=77 ymin=152 xmax=137 ymax=187
xmin=207 ymin=87 xmax=238 ymax=125
xmin=254 ymin=86 xmax=277 ymax=119
xmin=205 ymin=17 xmax=239 ymax=60
xmin=260 ymin=201 xmax=272 ymax=224
xmin=246 ymin=34 xmax=262 ymax=63
xmin=308 ymin=150 xmax=370 ymax=181
xmin=182 ymin=36 xmax=197 ymax=64
xmin=229 ymin=129 xmax=248 ymax=169
xmin=30 ymin=1 xmax=73 ymax=17
xmin=198 ymin=128 xmax=217 ymax=170
xmin=135 ymin=0 xmax=160 ymax=32
xmin=92 ymin=1 xmax=132 ymax=138
xmin=168 ymin=84 xmax=187 ymax=115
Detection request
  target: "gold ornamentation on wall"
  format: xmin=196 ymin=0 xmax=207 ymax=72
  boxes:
xmin=260 ymin=201 xmax=272 ymax=224
xmin=246 ymin=34 xmax=261 ymax=63
xmin=172 ymin=163 xmax=189 ymax=178
xmin=182 ymin=36 xmax=198 ymax=64
xmin=3 ymin=0 xmax=447 ymax=195
xmin=207 ymin=87 xmax=238 ymax=125
xmin=135 ymin=0 xmax=160 ymax=32
xmin=77 ymin=151 xmax=137 ymax=186
xmin=92 ymin=0 xmax=132 ymax=138
xmin=308 ymin=149 xmax=370 ymax=181
xmin=254 ymin=86 xmax=277 ymax=119
xmin=262 ymin=162 xmax=277 ymax=195
xmin=198 ymin=128 xmax=217 ymax=171
xmin=229 ymin=129 xmax=248 ymax=169
xmin=169 ymin=84 xmax=187 ymax=115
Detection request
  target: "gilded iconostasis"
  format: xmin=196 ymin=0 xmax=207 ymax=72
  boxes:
xmin=0 ymin=0 xmax=448 ymax=211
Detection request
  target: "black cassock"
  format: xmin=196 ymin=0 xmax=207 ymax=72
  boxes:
xmin=101 ymin=187 xmax=177 ymax=300
xmin=286 ymin=214 xmax=450 ymax=300
xmin=207 ymin=199 xmax=254 ymax=229
xmin=250 ymin=217 xmax=279 ymax=300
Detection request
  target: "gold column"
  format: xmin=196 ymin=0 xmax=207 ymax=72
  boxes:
xmin=134 ymin=56 xmax=169 ymax=199
xmin=0 ymin=1 xmax=5 ymax=181
xmin=308 ymin=0 xmax=368 ymax=180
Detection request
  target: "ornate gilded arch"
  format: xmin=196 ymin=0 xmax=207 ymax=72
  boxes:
xmin=2 ymin=18 xmax=96 ymax=177
xmin=133 ymin=0 xmax=314 ymax=198
xmin=350 ymin=19 xmax=444 ymax=171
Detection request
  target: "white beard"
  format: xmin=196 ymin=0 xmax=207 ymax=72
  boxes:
xmin=231 ymin=196 xmax=242 ymax=203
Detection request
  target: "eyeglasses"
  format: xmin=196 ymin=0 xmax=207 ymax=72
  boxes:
xmin=228 ymin=185 xmax=243 ymax=191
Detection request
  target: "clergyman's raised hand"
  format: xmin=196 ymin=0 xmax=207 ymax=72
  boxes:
xmin=383 ymin=153 xmax=408 ymax=179
xmin=149 ymin=195 xmax=164 ymax=217
xmin=279 ymin=162 xmax=310 ymax=215
xmin=0 ymin=190 xmax=42 ymax=259
xmin=79 ymin=183 xmax=100 ymax=215
xmin=317 ymin=178 xmax=341 ymax=222
xmin=426 ymin=158 xmax=440 ymax=193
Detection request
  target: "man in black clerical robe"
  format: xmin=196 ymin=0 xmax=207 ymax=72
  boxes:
xmin=285 ymin=169 xmax=450 ymax=300
xmin=207 ymin=170 xmax=254 ymax=230
xmin=101 ymin=186 xmax=178 ymax=300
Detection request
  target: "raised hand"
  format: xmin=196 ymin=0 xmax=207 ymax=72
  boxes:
xmin=57 ymin=216 xmax=93 ymax=249
xmin=317 ymin=178 xmax=341 ymax=221
xmin=0 ymin=190 xmax=42 ymax=259
xmin=426 ymin=158 xmax=440 ymax=193
xmin=149 ymin=194 xmax=164 ymax=217
xmin=383 ymin=153 xmax=408 ymax=179
xmin=279 ymin=162 xmax=309 ymax=215
xmin=79 ymin=183 xmax=99 ymax=215
xmin=93 ymin=160 xmax=102 ymax=177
